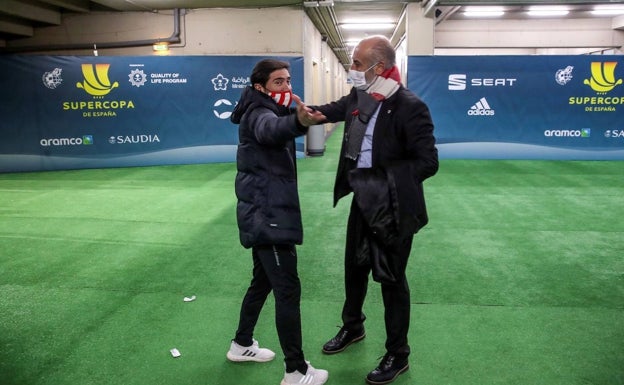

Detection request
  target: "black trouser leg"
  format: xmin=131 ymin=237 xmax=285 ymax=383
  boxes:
xmin=342 ymin=200 xmax=413 ymax=355
xmin=341 ymin=261 xmax=370 ymax=330
xmin=341 ymin=201 xmax=368 ymax=330
xmin=236 ymin=244 xmax=306 ymax=373
xmin=381 ymin=276 xmax=411 ymax=355
xmin=266 ymin=245 xmax=305 ymax=373
xmin=234 ymin=246 xmax=272 ymax=347
xmin=381 ymin=235 xmax=412 ymax=355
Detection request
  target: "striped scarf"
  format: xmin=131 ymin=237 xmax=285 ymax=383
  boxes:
xmin=345 ymin=66 xmax=401 ymax=160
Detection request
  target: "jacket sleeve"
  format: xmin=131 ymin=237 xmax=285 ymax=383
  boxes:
xmin=396 ymin=95 xmax=439 ymax=183
xmin=311 ymin=90 xmax=355 ymax=123
xmin=248 ymin=107 xmax=308 ymax=146
xmin=377 ymin=95 xmax=437 ymax=234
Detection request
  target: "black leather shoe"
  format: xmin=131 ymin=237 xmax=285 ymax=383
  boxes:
xmin=365 ymin=353 xmax=409 ymax=385
xmin=321 ymin=326 xmax=365 ymax=354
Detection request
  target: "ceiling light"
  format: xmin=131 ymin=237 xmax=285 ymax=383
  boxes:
xmin=463 ymin=11 xmax=504 ymax=17
xmin=527 ymin=6 xmax=569 ymax=17
xmin=341 ymin=18 xmax=394 ymax=24
xmin=591 ymin=5 xmax=624 ymax=16
xmin=527 ymin=10 xmax=569 ymax=17
xmin=463 ymin=7 xmax=505 ymax=18
xmin=303 ymin=0 xmax=334 ymax=7
xmin=340 ymin=23 xmax=395 ymax=30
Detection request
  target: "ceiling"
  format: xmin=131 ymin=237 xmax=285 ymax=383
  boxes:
xmin=1 ymin=0 xmax=624 ymax=62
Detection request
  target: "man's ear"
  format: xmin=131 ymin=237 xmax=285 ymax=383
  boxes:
xmin=374 ymin=62 xmax=385 ymax=75
xmin=253 ymin=83 xmax=264 ymax=92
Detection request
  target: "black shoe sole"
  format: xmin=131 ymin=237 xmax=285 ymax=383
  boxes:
xmin=321 ymin=333 xmax=366 ymax=354
xmin=365 ymin=364 xmax=409 ymax=385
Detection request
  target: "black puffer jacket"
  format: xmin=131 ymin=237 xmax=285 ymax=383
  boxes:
xmin=230 ymin=86 xmax=308 ymax=248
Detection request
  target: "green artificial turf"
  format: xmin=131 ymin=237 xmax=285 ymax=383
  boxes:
xmin=1 ymin=131 xmax=622 ymax=385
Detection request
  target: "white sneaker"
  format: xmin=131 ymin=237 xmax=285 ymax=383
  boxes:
xmin=281 ymin=362 xmax=329 ymax=385
xmin=226 ymin=339 xmax=276 ymax=362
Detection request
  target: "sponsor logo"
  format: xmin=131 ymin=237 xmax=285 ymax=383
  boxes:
xmin=544 ymin=129 xmax=591 ymax=137
xmin=231 ymin=76 xmax=250 ymax=89
xmin=42 ymin=68 xmax=63 ymax=89
xmin=76 ymin=63 xmax=119 ymax=96
xmin=448 ymin=74 xmax=466 ymax=90
xmin=212 ymin=74 xmax=229 ymax=91
xmin=63 ymin=63 xmax=134 ymax=117
xmin=128 ymin=69 xmax=147 ymax=87
xmin=127 ymin=64 xmax=189 ymax=86
xmin=555 ymin=66 xmax=574 ymax=86
xmin=211 ymin=74 xmax=248 ymax=90
xmin=568 ymin=96 xmax=623 ymax=112
xmin=604 ymin=130 xmax=624 ymax=138
xmin=62 ymin=100 xmax=134 ymax=117
xmin=213 ymin=99 xmax=233 ymax=119
xmin=449 ymin=74 xmax=517 ymax=90
xmin=467 ymin=97 xmax=495 ymax=116
xmin=108 ymin=134 xmax=161 ymax=144
xmin=150 ymin=72 xmax=188 ymax=84
xmin=569 ymin=62 xmax=623 ymax=112
xmin=40 ymin=135 xmax=93 ymax=146
xmin=584 ymin=62 xmax=623 ymax=93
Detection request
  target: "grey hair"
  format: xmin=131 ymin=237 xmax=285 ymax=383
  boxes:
xmin=365 ymin=35 xmax=396 ymax=69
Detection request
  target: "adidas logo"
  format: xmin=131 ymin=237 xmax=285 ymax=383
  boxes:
xmin=299 ymin=373 xmax=316 ymax=384
xmin=467 ymin=97 xmax=495 ymax=116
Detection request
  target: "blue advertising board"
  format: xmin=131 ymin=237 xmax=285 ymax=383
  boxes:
xmin=0 ymin=55 xmax=304 ymax=172
xmin=407 ymin=56 xmax=624 ymax=160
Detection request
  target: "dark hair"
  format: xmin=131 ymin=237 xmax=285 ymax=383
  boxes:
xmin=250 ymin=59 xmax=290 ymax=87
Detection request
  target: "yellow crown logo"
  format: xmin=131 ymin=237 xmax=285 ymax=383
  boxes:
xmin=76 ymin=63 xmax=119 ymax=96
xmin=583 ymin=62 xmax=622 ymax=93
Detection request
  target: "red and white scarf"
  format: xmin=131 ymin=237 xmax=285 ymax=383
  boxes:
xmin=345 ymin=66 xmax=402 ymax=160
xmin=367 ymin=66 xmax=401 ymax=101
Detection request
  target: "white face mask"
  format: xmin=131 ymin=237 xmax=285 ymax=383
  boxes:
xmin=347 ymin=62 xmax=379 ymax=89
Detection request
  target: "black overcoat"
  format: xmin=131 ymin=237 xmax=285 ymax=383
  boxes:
xmin=315 ymin=86 xmax=439 ymax=283
xmin=316 ymin=86 xmax=439 ymax=236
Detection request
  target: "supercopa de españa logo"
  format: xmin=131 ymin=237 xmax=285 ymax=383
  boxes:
xmin=569 ymin=61 xmax=623 ymax=112
xmin=584 ymin=62 xmax=623 ymax=93
xmin=76 ymin=63 xmax=118 ymax=96
xmin=62 ymin=63 xmax=135 ymax=117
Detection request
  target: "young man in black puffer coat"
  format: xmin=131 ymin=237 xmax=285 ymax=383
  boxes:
xmin=227 ymin=58 xmax=328 ymax=385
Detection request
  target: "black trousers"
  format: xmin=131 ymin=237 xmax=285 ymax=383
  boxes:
xmin=234 ymin=244 xmax=306 ymax=373
xmin=341 ymin=200 xmax=413 ymax=356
